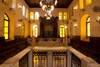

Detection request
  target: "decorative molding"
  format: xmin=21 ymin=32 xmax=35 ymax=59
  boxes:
xmin=93 ymin=6 xmax=100 ymax=12
xmin=18 ymin=19 xmax=23 ymax=22
xmin=72 ymin=19 xmax=77 ymax=22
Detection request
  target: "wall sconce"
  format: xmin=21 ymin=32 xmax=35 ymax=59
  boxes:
xmin=74 ymin=6 xmax=78 ymax=10
xmin=65 ymin=26 xmax=67 ymax=29
xmin=74 ymin=24 xmax=77 ymax=28
xmin=18 ymin=4 xmax=22 ymax=9
xmin=96 ymin=15 xmax=100 ymax=23
xmin=17 ymin=23 xmax=22 ymax=28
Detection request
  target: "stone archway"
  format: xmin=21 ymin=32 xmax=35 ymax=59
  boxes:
xmin=80 ymin=14 xmax=89 ymax=40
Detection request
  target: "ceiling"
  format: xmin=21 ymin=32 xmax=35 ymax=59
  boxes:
xmin=24 ymin=0 xmax=73 ymax=8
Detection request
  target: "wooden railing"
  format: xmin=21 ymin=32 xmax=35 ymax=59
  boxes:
xmin=0 ymin=38 xmax=29 ymax=64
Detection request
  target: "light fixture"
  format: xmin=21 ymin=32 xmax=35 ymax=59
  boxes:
xmin=17 ymin=23 xmax=22 ymax=28
xmin=74 ymin=5 xmax=78 ymax=10
xmin=74 ymin=24 xmax=77 ymax=28
xmin=39 ymin=0 xmax=58 ymax=19
xmin=18 ymin=4 xmax=22 ymax=9
xmin=96 ymin=15 xmax=100 ymax=23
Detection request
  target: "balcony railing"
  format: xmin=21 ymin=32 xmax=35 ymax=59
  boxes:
xmin=28 ymin=37 xmax=67 ymax=47
xmin=0 ymin=46 xmax=99 ymax=67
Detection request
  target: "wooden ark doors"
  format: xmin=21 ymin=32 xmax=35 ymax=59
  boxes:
xmin=40 ymin=17 xmax=58 ymax=38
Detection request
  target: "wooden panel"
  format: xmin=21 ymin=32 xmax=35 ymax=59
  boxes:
xmin=40 ymin=17 xmax=58 ymax=38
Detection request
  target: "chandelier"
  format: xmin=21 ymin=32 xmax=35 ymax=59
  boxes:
xmin=39 ymin=0 xmax=58 ymax=19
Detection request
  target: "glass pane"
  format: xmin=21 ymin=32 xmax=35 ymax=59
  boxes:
xmin=36 ymin=28 xmax=38 ymax=37
xmin=87 ymin=31 xmax=90 ymax=36
xmin=4 ymin=27 xmax=8 ymax=33
xmin=87 ymin=23 xmax=90 ymax=31
xmin=4 ymin=21 xmax=8 ymax=26
xmin=4 ymin=34 xmax=8 ymax=39
xmin=22 ymin=6 xmax=25 ymax=17
xmin=63 ymin=12 xmax=67 ymax=20
xmin=4 ymin=14 xmax=8 ymax=20
xmin=86 ymin=0 xmax=92 ymax=6
xmin=30 ymin=12 xmax=34 ymax=20
xmin=60 ymin=26 xmax=65 ymax=37
xmin=59 ymin=12 xmax=62 ymax=20
xmin=79 ymin=0 xmax=84 ymax=9
xmin=35 ymin=12 xmax=39 ymax=20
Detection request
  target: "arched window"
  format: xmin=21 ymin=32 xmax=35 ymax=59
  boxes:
xmin=30 ymin=12 xmax=34 ymax=20
xmin=79 ymin=0 xmax=84 ymax=9
xmin=22 ymin=6 xmax=25 ymax=17
xmin=86 ymin=17 xmax=90 ymax=37
xmin=35 ymin=12 xmax=39 ymax=20
xmin=26 ymin=9 xmax=29 ymax=19
xmin=11 ymin=0 xmax=16 ymax=10
xmin=32 ymin=25 xmax=38 ymax=37
xmin=59 ymin=12 xmax=62 ymax=20
xmin=85 ymin=0 xmax=92 ymax=6
xmin=81 ymin=14 xmax=90 ymax=41
xmin=4 ymin=14 xmax=9 ymax=39
xmin=60 ymin=25 xmax=65 ymax=37
xmin=63 ymin=12 xmax=67 ymax=20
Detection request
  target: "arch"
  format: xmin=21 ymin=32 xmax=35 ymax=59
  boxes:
xmin=80 ymin=14 xmax=90 ymax=40
xmin=30 ymin=12 xmax=34 ymax=20
xmin=11 ymin=0 xmax=16 ymax=9
xmin=32 ymin=24 xmax=38 ymax=37
xmin=58 ymin=12 xmax=62 ymax=20
xmin=5 ymin=12 xmax=15 ymax=40
xmin=63 ymin=12 xmax=67 ymax=20
xmin=79 ymin=0 xmax=84 ymax=9
xmin=35 ymin=12 xmax=39 ymax=20
xmin=85 ymin=0 xmax=92 ymax=6
xmin=4 ymin=14 xmax=9 ymax=39
xmin=22 ymin=6 xmax=25 ymax=17
xmin=30 ymin=23 xmax=38 ymax=37
xmin=60 ymin=24 xmax=67 ymax=37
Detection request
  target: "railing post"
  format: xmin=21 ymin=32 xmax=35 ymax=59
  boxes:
xmin=67 ymin=49 xmax=72 ymax=67
xmin=28 ymin=49 xmax=33 ymax=67
xmin=47 ymin=50 xmax=52 ymax=67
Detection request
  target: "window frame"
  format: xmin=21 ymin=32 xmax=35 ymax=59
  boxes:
xmin=4 ymin=13 xmax=9 ymax=40
xmin=60 ymin=25 xmax=65 ymax=37
xmin=86 ymin=16 xmax=90 ymax=38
